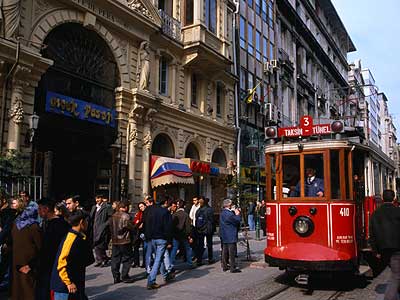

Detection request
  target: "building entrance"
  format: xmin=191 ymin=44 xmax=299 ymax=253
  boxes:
xmin=33 ymin=23 xmax=119 ymax=205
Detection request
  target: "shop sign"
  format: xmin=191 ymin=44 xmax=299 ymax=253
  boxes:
xmin=210 ymin=167 xmax=220 ymax=176
xmin=278 ymin=116 xmax=331 ymax=137
xmin=45 ymin=91 xmax=116 ymax=127
xmin=190 ymin=161 xmax=210 ymax=174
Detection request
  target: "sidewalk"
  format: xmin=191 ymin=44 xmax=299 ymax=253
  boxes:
xmin=85 ymin=230 xmax=279 ymax=300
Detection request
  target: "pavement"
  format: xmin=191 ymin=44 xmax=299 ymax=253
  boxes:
xmin=85 ymin=231 xmax=280 ymax=300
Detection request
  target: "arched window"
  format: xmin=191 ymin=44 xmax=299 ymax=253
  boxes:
xmin=212 ymin=148 xmax=227 ymax=167
xmin=185 ymin=143 xmax=200 ymax=160
xmin=152 ymin=134 xmax=175 ymax=158
xmin=185 ymin=0 xmax=194 ymax=25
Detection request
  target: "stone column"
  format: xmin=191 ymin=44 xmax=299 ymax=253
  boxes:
xmin=185 ymin=70 xmax=191 ymax=111
xmin=7 ymin=76 xmax=27 ymax=151
xmin=127 ymin=112 xmax=139 ymax=201
xmin=142 ymin=121 xmax=152 ymax=196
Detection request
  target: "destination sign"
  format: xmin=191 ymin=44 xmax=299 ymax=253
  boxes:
xmin=278 ymin=116 xmax=331 ymax=137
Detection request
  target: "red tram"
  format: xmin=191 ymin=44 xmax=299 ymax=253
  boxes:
xmin=263 ymin=116 xmax=387 ymax=273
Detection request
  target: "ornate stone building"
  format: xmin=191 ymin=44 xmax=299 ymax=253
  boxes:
xmin=0 ymin=0 xmax=237 ymax=205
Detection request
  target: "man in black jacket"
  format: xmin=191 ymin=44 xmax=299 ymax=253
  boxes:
xmin=369 ymin=189 xmax=400 ymax=300
xmin=90 ymin=195 xmax=113 ymax=267
xmin=145 ymin=202 xmax=173 ymax=290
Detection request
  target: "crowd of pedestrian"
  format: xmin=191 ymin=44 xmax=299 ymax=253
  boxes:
xmin=0 ymin=192 xmax=244 ymax=299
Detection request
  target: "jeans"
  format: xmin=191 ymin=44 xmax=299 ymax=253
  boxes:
xmin=145 ymin=240 xmax=152 ymax=274
xmin=161 ymin=248 xmax=172 ymax=274
xmin=248 ymin=214 xmax=255 ymax=231
xmin=53 ymin=292 xmax=69 ymax=300
xmin=147 ymin=239 xmax=168 ymax=286
xmin=222 ymin=243 xmax=237 ymax=271
xmin=111 ymin=244 xmax=133 ymax=279
xmin=170 ymin=238 xmax=193 ymax=267
xmin=384 ymin=251 xmax=400 ymax=300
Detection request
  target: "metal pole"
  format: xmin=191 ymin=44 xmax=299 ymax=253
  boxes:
xmin=256 ymin=124 xmax=261 ymax=241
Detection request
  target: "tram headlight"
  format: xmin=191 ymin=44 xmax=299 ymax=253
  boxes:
xmin=293 ymin=216 xmax=314 ymax=237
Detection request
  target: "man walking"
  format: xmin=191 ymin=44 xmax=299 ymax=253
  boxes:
xmin=145 ymin=201 xmax=173 ymax=289
xmin=110 ymin=201 xmax=135 ymax=283
xmin=194 ymin=197 xmax=210 ymax=265
xmin=220 ymin=199 xmax=241 ymax=273
xmin=204 ymin=198 xmax=215 ymax=264
xmin=369 ymin=189 xmax=400 ymax=300
xmin=90 ymin=195 xmax=112 ymax=267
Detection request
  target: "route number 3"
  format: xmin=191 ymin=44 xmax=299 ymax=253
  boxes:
xmin=339 ymin=207 xmax=350 ymax=217
xmin=303 ymin=117 xmax=310 ymax=126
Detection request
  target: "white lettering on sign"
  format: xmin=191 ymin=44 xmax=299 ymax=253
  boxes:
xmin=312 ymin=125 xmax=331 ymax=135
xmin=283 ymin=128 xmax=303 ymax=137
xmin=339 ymin=207 xmax=350 ymax=217
xmin=266 ymin=207 xmax=271 ymax=215
xmin=303 ymin=116 xmax=310 ymax=127
xmin=335 ymin=235 xmax=354 ymax=244
xmin=267 ymin=232 xmax=275 ymax=240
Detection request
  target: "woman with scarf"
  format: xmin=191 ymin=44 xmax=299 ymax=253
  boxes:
xmin=11 ymin=199 xmax=42 ymax=300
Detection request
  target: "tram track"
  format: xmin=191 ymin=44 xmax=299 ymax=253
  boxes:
xmin=257 ymin=284 xmax=291 ymax=300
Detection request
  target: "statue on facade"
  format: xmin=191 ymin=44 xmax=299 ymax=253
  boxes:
xmin=137 ymin=41 xmax=150 ymax=91
xmin=2 ymin=0 xmax=21 ymax=39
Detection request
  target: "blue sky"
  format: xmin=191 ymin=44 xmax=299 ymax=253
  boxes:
xmin=332 ymin=0 xmax=400 ymax=129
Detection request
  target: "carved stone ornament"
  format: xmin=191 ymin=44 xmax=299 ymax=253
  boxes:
xmin=127 ymin=0 xmax=154 ymax=21
xmin=34 ymin=0 xmax=54 ymax=21
xmin=137 ymin=41 xmax=151 ymax=91
xmin=3 ymin=0 xmax=21 ymax=39
xmin=128 ymin=126 xmax=138 ymax=145
xmin=143 ymin=132 xmax=152 ymax=149
xmin=9 ymin=97 xmax=24 ymax=124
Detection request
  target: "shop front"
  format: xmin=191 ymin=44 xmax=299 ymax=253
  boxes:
xmin=33 ymin=23 xmax=120 ymax=204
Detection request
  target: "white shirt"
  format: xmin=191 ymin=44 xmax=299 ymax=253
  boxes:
xmin=189 ymin=204 xmax=200 ymax=226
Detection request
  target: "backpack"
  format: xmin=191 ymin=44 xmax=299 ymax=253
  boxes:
xmin=196 ymin=209 xmax=208 ymax=233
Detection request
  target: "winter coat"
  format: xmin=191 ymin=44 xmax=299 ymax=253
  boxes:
xmin=219 ymin=208 xmax=241 ymax=244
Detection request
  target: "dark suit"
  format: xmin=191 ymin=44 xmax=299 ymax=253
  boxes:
xmin=292 ymin=177 xmax=324 ymax=197
xmin=90 ymin=203 xmax=113 ymax=263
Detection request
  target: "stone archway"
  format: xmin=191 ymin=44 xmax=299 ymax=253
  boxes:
xmin=212 ymin=148 xmax=227 ymax=167
xmin=185 ymin=142 xmax=200 ymax=160
xmin=152 ymin=133 xmax=175 ymax=158
xmin=29 ymin=9 xmax=129 ymax=87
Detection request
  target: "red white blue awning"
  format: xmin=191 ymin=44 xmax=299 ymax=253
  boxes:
xmin=150 ymin=156 xmax=194 ymax=188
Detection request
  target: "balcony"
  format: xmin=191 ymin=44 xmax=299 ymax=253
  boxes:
xmin=159 ymin=9 xmax=181 ymax=42
xmin=279 ymin=48 xmax=294 ymax=72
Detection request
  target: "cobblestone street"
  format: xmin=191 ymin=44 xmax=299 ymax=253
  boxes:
xmin=85 ymin=232 xmax=392 ymax=300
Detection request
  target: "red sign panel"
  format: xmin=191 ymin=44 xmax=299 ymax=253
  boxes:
xmin=330 ymin=204 xmax=356 ymax=259
xmin=278 ymin=116 xmax=331 ymax=137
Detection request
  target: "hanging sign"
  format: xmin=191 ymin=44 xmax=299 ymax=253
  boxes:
xmin=278 ymin=116 xmax=331 ymax=137
xmin=45 ymin=91 xmax=116 ymax=127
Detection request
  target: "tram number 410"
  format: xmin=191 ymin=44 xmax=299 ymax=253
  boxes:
xmin=339 ymin=207 xmax=350 ymax=217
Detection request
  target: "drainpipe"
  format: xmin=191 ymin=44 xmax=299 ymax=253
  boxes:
xmin=232 ymin=0 xmax=241 ymax=202
xmin=0 ymin=39 xmax=21 ymax=152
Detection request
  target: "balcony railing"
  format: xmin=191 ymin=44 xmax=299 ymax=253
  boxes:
xmin=159 ymin=9 xmax=181 ymax=42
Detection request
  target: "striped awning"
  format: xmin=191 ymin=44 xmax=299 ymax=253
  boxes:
xmin=150 ymin=156 xmax=194 ymax=188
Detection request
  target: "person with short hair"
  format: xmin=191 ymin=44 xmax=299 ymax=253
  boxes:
xmin=90 ymin=195 xmax=113 ymax=268
xmin=50 ymin=210 xmax=94 ymax=300
xmin=369 ymin=189 xmax=400 ymax=300
xmin=219 ymin=199 xmax=241 ymax=273
xmin=109 ymin=201 xmax=135 ymax=284
xmin=36 ymin=198 xmax=70 ymax=300
xmin=65 ymin=196 xmax=82 ymax=213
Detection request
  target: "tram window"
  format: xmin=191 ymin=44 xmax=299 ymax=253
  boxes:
xmin=330 ymin=150 xmax=341 ymax=199
xmin=267 ymin=154 xmax=276 ymax=200
xmin=345 ymin=151 xmax=350 ymax=199
xmin=283 ymin=155 xmax=300 ymax=198
xmin=303 ymin=154 xmax=324 ymax=197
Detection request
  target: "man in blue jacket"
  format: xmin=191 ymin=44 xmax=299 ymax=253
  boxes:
xmin=219 ymin=199 xmax=241 ymax=273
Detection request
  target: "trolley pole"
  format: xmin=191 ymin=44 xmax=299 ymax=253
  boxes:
xmin=255 ymin=123 xmax=261 ymax=241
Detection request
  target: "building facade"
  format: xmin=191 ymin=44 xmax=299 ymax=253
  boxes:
xmin=0 ymin=0 xmax=237 ymax=206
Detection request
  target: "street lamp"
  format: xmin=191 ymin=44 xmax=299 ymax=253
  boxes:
xmin=28 ymin=112 xmax=39 ymax=143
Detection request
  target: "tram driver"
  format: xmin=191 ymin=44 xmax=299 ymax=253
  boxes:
xmin=291 ymin=168 xmax=324 ymax=197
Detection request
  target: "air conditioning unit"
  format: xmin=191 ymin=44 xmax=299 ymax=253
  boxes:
xmin=265 ymin=103 xmax=281 ymax=121
xmin=263 ymin=61 xmax=272 ymax=73
xmin=270 ymin=59 xmax=279 ymax=69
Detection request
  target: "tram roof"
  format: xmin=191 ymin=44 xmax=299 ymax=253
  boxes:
xmin=264 ymin=139 xmax=351 ymax=154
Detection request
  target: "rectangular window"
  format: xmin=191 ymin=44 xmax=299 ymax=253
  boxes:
xmin=248 ymin=0 xmax=253 ymax=8
xmin=284 ymin=155 xmax=300 ymax=198
xmin=191 ymin=74 xmax=198 ymax=106
xmin=330 ymin=150 xmax=341 ymax=199
xmin=216 ymin=84 xmax=223 ymax=116
xmin=255 ymin=0 xmax=261 ymax=15
xmin=248 ymin=23 xmax=254 ymax=55
xmin=159 ymin=56 xmax=168 ymax=95
xmin=262 ymin=0 xmax=267 ymax=22
xmin=185 ymin=0 xmax=194 ymax=25
xmin=256 ymin=31 xmax=261 ymax=61
xmin=240 ymin=17 xmax=246 ymax=49
xmin=263 ymin=37 xmax=267 ymax=61
xmin=205 ymin=0 xmax=217 ymax=33
xmin=240 ymin=67 xmax=247 ymax=90
xmin=269 ymin=42 xmax=274 ymax=59
xmin=248 ymin=71 xmax=254 ymax=90
xmin=268 ymin=1 xmax=274 ymax=28
xmin=304 ymin=154 xmax=324 ymax=198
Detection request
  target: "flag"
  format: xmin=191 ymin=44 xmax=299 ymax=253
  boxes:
xmin=244 ymin=81 xmax=261 ymax=104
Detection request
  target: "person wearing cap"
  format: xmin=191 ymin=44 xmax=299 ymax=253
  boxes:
xmin=219 ymin=199 xmax=241 ymax=273
xmin=291 ymin=168 xmax=324 ymax=197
